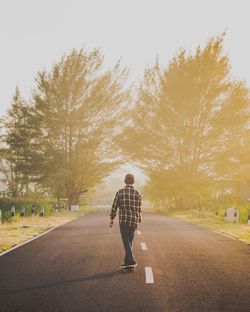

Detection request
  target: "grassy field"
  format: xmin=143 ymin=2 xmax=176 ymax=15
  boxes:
xmin=163 ymin=209 xmax=250 ymax=244
xmin=0 ymin=207 xmax=94 ymax=253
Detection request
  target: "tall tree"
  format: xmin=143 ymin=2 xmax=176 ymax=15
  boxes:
xmin=2 ymin=87 xmax=38 ymax=196
xmin=32 ymin=48 xmax=129 ymax=207
xmin=120 ymin=34 xmax=250 ymax=209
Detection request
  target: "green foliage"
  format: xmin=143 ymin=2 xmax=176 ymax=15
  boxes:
xmin=0 ymin=198 xmax=54 ymax=222
xmin=31 ymin=48 xmax=129 ymax=206
xmin=120 ymin=33 xmax=250 ymax=209
xmin=1 ymin=87 xmax=38 ymax=196
xmin=238 ymin=205 xmax=249 ymax=224
xmin=1 ymin=48 xmax=129 ymax=206
xmin=1 ymin=35 xmax=249 ymax=213
xmin=217 ymin=208 xmax=226 ymax=219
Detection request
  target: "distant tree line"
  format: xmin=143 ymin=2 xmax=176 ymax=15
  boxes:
xmin=1 ymin=34 xmax=250 ymax=210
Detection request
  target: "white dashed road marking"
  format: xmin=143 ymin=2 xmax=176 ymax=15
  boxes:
xmin=145 ymin=267 xmax=154 ymax=284
xmin=141 ymin=242 xmax=148 ymax=250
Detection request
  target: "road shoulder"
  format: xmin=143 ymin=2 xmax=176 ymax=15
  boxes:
xmin=0 ymin=207 xmax=95 ymax=254
xmin=160 ymin=209 xmax=250 ymax=244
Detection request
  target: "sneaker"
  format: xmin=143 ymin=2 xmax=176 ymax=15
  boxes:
xmin=128 ymin=260 xmax=137 ymax=266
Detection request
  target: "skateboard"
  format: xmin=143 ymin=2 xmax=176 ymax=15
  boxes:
xmin=121 ymin=264 xmax=137 ymax=273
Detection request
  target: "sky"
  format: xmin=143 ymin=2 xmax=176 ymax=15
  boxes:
xmin=0 ymin=0 xmax=250 ymax=117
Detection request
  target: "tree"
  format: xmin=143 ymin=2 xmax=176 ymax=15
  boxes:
xmin=32 ymin=48 xmax=129 ymax=207
xmin=215 ymin=128 xmax=250 ymax=203
xmin=120 ymin=34 xmax=250 ymax=209
xmin=2 ymin=87 xmax=38 ymax=196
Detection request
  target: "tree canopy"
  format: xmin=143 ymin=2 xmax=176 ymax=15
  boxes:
xmin=119 ymin=34 xmax=250 ymax=209
xmin=1 ymin=36 xmax=250 ymax=210
xmin=2 ymin=48 xmax=130 ymax=205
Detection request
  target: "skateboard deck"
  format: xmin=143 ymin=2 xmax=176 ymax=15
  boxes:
xmin=121 ymin=264 xmax=137 ymax=273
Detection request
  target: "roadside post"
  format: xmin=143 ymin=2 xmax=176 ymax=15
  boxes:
xmin=225 ymin=207 xmax=238 ymax=223
xmin=11 ymin=205 xmax=15 ymax=218
xmin=20 ymin=207 xmax=25 ymax=217
xmin=31 ymin=205 xmax=35 ymax=217
xmin=40 ymin=207 xmax=45 ymax=217
xmin=0 ymin=209 xmax=2 ymax=224
xmin=70 ymin=205 xmax=80 ymax=211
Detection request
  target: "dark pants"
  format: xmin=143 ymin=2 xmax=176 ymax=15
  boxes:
xmin=119 ymin=223 xmax=136 ymax=264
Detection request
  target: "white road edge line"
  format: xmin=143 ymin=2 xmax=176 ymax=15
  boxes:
xmin=137 ymin=230 xmax=142 ymax=235
xmin=211 ymin=230 xmax=237 ymax=240
xmin=145 ymin=267 xmax=154 ymax=284
xmin=0 ymin=218 xmax=77 ymax=257
xmin=141 ymin=242 xmax=148 ymax=250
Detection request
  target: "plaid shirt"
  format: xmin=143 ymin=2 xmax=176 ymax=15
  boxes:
xmin=110 ymin=185 xmax=142 ymax=228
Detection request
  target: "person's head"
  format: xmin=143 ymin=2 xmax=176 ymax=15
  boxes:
xmin=124 ymin=173 xmax=135 ymax=185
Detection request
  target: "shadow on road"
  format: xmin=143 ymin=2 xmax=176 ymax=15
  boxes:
xmin=0 ymin=271 xmax=120 ymax=296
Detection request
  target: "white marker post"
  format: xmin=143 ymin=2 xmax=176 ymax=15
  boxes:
xmin=70 ymin=205 xmax=80 ymax=211
xmin=40 ymin=207 xmax=45 ymax=217
xmin=20 ymin=207 xmax=25 ymax=217
xmin=11 ymin=206 xmax=15 ymax=218
xmin=31 ymin=205 xmax=35 ymax=217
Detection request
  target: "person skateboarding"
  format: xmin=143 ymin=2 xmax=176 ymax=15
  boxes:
xmin=109 ymin=173 xmax=142 ymax=268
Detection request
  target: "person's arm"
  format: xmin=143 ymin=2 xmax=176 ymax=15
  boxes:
xmin=109 ymin=192 xmax=119 ymax=228
xmin=138 ymin=193 xmax=142 ymax=223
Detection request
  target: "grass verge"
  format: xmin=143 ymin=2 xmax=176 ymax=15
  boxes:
xmin=162 ymin=209 xmax=250 ymax=244
xmin=0 ymin=206 xmax=95 ymax=253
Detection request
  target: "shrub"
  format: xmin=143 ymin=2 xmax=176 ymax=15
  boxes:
xmin=0 ymin=198 xmax=54 ymax=222
xmin=238 ymin=205 xmax=249 ymax=224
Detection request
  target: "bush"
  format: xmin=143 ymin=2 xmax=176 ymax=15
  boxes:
xmin=0 ymin=198 xmax=54 ymax=222
xmin=238 ymin=205 xmax=249 ymax=224
xmin=217 ymin=208 xmax=226 ymax=219
xmin=2 ymin=210 xmax=12 ymax=223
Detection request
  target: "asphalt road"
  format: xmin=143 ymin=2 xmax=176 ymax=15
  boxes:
xmin=0 ymin=209 xmax=249 ymax=312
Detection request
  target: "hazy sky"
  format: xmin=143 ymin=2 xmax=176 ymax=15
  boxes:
xmin=0 ymin=0 xmax=249 ymax=117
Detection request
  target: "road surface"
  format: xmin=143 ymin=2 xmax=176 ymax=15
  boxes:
xmin=0 ymin=209 xmax=249 ymax=312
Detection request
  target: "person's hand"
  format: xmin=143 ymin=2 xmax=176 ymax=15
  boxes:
xmin=109 ymin=220 xmax=114 ymax=228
